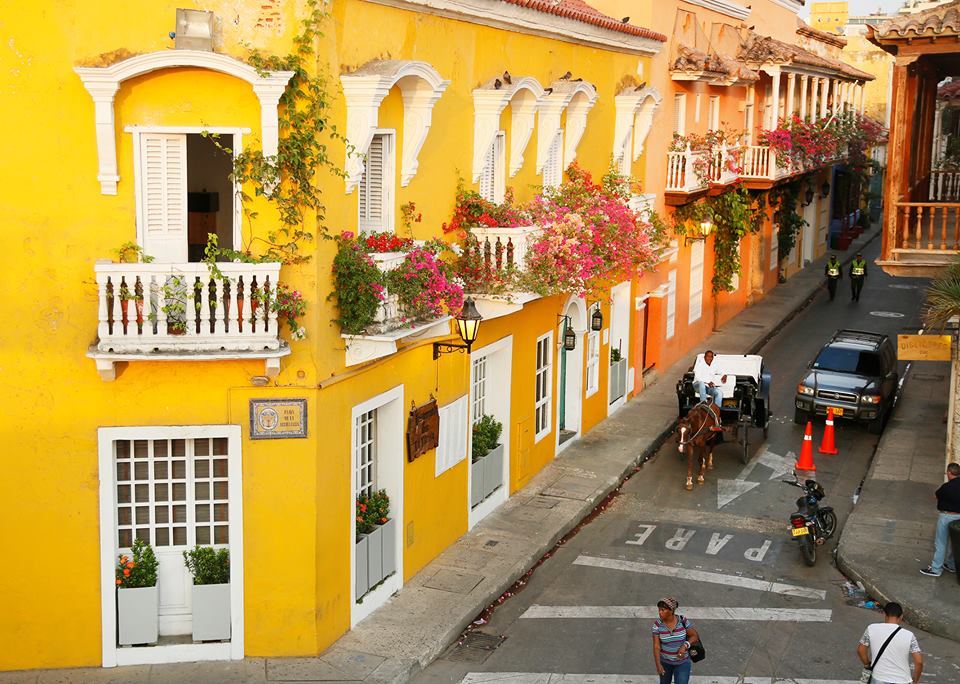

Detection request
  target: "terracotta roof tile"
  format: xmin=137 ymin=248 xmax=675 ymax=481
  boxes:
xmin=739 ymin=31 xmax=874 ymax=81
xmin=873 ymin=0 xmax=960 ymax=39
xmin=499 ymin=0 xmax=667 ymax=42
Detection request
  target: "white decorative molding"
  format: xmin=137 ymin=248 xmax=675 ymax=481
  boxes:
xmin=677 ymin=0 xmax=750 ymax=21
xmin=534 ymin=79 xmax=597 ymax=173
xmin=360 ymin=0 xmax=664 ymax=56
xmin=75 ymin=51 xmax=293 ymax=195
xmin=342 ymin=317 xmax=451 ymax=367
xmin=471 ymin=77 xmax=545 ymax=181
xmin=769 ymin=0 xmax=803 ymax=13
xmin=613 ymin=85 xmax=662 ymax=166
xmin=341 ymin=60 xmax=450 ymax=193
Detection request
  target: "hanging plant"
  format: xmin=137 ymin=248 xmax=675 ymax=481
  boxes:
xmin=674 ymin=186 xmax=765 ymax=294
xmin=772 ymin=181 xmax=808 ymax=264
xmin=203 ymin=0 xmax=343 ymax=264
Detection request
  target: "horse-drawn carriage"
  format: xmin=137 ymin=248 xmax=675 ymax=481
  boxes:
xmin=676 ymin=353 xmax=772 ymax=465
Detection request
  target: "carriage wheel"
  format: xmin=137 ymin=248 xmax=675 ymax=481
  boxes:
xmin=763 ymin=409 xmax=771 ymax=439
xmin=740 ymin=416 xmax=750 ymax=464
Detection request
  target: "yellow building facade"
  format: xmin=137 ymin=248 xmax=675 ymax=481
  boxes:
xmin=1 ymin=0 xmax=669 ymax=671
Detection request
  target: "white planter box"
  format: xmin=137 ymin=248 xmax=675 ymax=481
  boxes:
xmin=192 ymin=583 xmax=231 ymax=642
xmin=609 ymin=358 xmax=628 ymax=403
xmin=355 ymin=534 xmax=369 ymax=598
xmin=470 ymin=443 xmax=504 ymax=507
xmin=117 ymin=585 xmax=158 ymax=646
xmin=356 ymin=518 xmax=397 ymax=599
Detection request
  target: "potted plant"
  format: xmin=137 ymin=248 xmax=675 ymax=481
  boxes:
xmin=609 ymin=346 xmax=627 ymax=403
xmin=471 ymin=415 xmax=504 ymax=507
xmin=115 ymin=538 xmax=159 ymax=646
xmin=355 ymin=489 xmax=396 ymax=599
xmin=182 ymin=545 xmax=231 ymax=641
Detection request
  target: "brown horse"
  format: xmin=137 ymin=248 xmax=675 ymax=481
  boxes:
xmin=676 ymin=403 xmax=720 ymax=491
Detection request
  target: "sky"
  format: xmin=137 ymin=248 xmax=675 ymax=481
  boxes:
xmin=800 ymin=0 xmax=909 ymax=19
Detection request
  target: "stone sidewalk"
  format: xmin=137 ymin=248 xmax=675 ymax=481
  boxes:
xmin=3 ymin=231 xmax=879 ymax=684
xmin=837 ymin=358 xmax=960 ymax=642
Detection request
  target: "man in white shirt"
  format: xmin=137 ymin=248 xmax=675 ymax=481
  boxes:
xmin=856 ymin=602 xmax=923 ymax=684
xmin=693 ymin=350 xmax=727 ymax=431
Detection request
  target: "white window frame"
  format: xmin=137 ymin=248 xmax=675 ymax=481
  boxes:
xmin=436 ymin=395 xmax=469 ymax=477
xmin=472 ymin=355 xmax=488 ymax=423
xmin=744 ymin=98 xmax=755 ymax=146
xmin=97 ymin=425 xmax=245 ymax=667
xmin=534 ymin=331 xmax=553 ymax=442
xmin=127 ymin=126 xmax=245 ymax=259
xmin=542 ymin=131 xmax=563 ymax=190
xmin=355 ymin=409 xmax=377 ymax=498
xmin=585 ymin=329 xmax=600 ymax=397
xmin=708 ymin=95 xmax=720 ymax=130
xmin=673 ymin=94 xmax=686 ymax=136
xmin=694 ymin=93 xmax=702 ymax=124
xmin=479 ymin=131 xmax=506 ymax=203
xmin=688 ymin=241 xmax=705 ymax=324
xmin=666 ymin=270 xmax=677 ymax=340
xmin=358 ymin=129 xmax=396 ymax=234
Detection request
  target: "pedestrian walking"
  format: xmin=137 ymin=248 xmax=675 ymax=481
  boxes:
xmin=849 ymin=252 xmax=868 ymax=302
xmin=920 ymin=462 xmax=960 ymax=577
xmin=825 ymin=254 xmax=842 ymax=301
xmin=652 ymin=596 xmax=699 ymax=684
xmin=856 ymin=602 xmax=922 ymax=684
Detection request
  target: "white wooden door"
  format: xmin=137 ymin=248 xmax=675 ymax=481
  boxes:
xmin=138 ymin=133 xmax=188 ymax=263
xmin=115 ymin=436 xmax=231 ymax=635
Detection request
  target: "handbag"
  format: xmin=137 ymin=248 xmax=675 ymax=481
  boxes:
xmin=679 ymin=616 xmax=705 ymax=663
xmin=859 ymin=626 xmax=901 ymax=684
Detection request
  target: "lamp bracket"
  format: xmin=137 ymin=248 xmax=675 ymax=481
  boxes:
xmin=433 ymin=341 xmax=471 ymax=360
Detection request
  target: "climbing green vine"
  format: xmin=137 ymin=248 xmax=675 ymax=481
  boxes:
xmin=674 ymin=187 xmax=765 ymax=294
xmin=205 ymin=0 xmax=341 ymax=264
xmin=771 ymin=181 xmax=807 ymax=266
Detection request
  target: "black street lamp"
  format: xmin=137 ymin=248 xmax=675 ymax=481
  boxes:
xmin=591 ymin=306 xmax=603 ymax=332
xmin=558 ymin=314 xmax=577 ymax=351
xmin=433 ymin=298 xmax=482 ymax=359
xmin=821 ymin=181 xmax=831 ymax=198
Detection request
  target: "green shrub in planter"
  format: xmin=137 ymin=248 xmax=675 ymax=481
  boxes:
xmin=472 ymin=415 xmax=503 ymax=461
xmin=183 ymin=546 xmax=230 ymax=585
xmin=610 ymin=348 xmax=622 ymax=364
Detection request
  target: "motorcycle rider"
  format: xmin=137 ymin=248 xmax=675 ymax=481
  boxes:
xmin=849 ymin=252 xmax=868 ymax=302
xmin=824 ymin=254 xmax=842 ymax=302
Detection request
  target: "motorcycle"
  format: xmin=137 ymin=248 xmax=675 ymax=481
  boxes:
xmin=782 ymin=476 xmax=837 ymax=566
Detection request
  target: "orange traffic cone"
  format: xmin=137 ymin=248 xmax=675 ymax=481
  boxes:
xmin=795 ymin=421 xmax=817 ymax=471
xmin=819 ymin=408 xmax=839 ymax=455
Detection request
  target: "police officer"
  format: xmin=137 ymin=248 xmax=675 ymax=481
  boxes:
xmin=824 ymin=254 xmax=842 ymax=301
xmin=849 ymin=252 xmax=868 ymax=302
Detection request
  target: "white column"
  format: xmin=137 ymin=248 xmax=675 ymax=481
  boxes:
xmin=859 ymin=83 xmax=867 ymax=115
xmin=800 ymin=75 xmax=809 ymax=120
xmin=786 ymin=73 xmax=796 ymax=118
xmin=833 ymin=79 xmax=841 ymax=115
xmin=810 ymin=78 xmax=819 ymax=120
xmin=820 ymin=78 xmax=829 ymax=118
xmin=771 ymin=71 xmax=782 ymax=127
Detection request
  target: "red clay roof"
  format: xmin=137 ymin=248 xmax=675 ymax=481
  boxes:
xmin=873 ymin=0 xmax=960 ymax=39
xmin=499 ymin=0 xmax=667 ymax=42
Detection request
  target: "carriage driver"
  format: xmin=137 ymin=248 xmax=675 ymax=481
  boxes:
xmin=693 ymin=350 xmax=726 ymax=431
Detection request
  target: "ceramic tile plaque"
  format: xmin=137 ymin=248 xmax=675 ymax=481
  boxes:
xmin=250 ymin=398 xmax=308 ymax=439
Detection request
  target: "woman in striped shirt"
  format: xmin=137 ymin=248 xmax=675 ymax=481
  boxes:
xmin=652 ymin=596 xmax=699 ymax=684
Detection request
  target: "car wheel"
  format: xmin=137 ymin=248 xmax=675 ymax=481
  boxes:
xmin=794 ymin=408 xmax=809 ymax=426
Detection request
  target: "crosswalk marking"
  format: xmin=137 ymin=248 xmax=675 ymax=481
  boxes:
xmin=519 ymin=605 xmax=832 ymax=622
xmin=460 ymin=674 xmax=861 ymax=684
xmin=573 ymin=555 xmax=826 ymax=600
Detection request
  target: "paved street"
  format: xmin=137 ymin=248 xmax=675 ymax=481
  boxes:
xmin=414 ymin=241 xmax=960 ymax=683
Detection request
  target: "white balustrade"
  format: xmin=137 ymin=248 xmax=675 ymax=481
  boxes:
xmin=741 ymin=145 xmax=772 ymax=179
xmin=94 ymin=261 xmax=282 ymax=353
xmin=369 ymin=251 xmax=406 ymax=328
xmin=666 ymin=144 xmax=709 ymax=193
xmin=709 ymin=142 xmax=740 ymax=185
xmin=468 ymin=225 xmax=540 ymax=275
xmin=929 ymin=170 xmax=960 ymax=202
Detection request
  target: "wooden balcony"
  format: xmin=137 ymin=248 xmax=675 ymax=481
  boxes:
xmin=877 ymin=200 xmax=960 ymax=276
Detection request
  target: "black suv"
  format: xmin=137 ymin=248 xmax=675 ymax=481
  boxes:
xmin=794 ymin=330 xmax=898 ymax=434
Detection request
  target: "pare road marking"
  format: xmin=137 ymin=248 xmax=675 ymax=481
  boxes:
xmin=460 ymin=674 xmax=860 ymax=684
xmin=520 ymin=605 xmax=832 ymax=622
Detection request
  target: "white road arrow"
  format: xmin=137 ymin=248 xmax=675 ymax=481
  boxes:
xmin=717 ymin=448 xmax=796 ymax=508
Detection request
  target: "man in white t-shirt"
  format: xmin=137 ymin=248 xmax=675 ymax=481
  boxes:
xmin=857 ymin=602 xmax=923 ymax=684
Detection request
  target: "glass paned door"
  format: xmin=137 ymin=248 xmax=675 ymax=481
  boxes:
xmin=114 ymin=436 xmax=230 ymax=636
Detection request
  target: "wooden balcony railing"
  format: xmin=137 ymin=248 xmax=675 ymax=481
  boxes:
xmin=893 ymin=201 xmax=960 ymax=253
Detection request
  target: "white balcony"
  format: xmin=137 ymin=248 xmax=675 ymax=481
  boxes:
xmin=342 ymin=249 xmax=451 ymax=367
xmin=465 ymin=225 xmax=543 ymax=321
xmin=88 ymin=261 xmax=289 ymax=381
xmin=666 ymin=144 xmax=709 ymax=194
xmin=708 ymin=142 xmax=740 ymax=185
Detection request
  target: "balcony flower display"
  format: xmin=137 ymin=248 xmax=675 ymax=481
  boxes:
xmin=441 ymin=184 xmax=532 ymax=239
xmin=331 ymin=231 xmax=463 ymax=335
xmin=761 ymin=113 xmax=887 ymax=172
xmin=525 ymin=163 xmax=660 ymax=298
xmin=669 ymin=130 xmax=742 ymax=185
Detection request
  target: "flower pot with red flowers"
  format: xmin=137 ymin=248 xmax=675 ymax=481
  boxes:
xmin=116 ymin=538 xmax=160 ymax=646
xmin=355 ymin=490 xmax=395 ymax=600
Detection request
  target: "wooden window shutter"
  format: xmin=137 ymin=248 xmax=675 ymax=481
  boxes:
xmin=139 ymin=133 xmax=188 ymax=263
xmin=359 ymin=134 xmax=386 ymax=233
xmin=543 ymin=133 xmax=563 ymax=189
xmin=436 ymin=395 xmax=468 ymax=477
xmin=673 ymin=94 xmax=685 ymax=136
xmin=479 ymin=139 xmax=497 ymax=202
